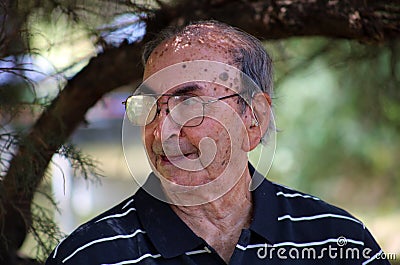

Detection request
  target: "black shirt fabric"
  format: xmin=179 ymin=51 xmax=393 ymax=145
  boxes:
xmin=46 ymin=167 xmax=389 ymax=265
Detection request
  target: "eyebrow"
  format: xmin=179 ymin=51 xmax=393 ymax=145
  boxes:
xmin=136 ymin=83 xmax=202 ymax=95
xmin=172 ymin=84 xmax=202 ymax=95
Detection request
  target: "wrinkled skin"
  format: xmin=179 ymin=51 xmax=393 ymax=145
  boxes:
xmin=141 ymin=24 xmax=268 ymax=263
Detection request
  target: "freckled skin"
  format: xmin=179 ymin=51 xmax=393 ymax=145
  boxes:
xmin=144 ymin=30 xmax=241 ymax=79
xmin=143 ymin=84 xmax=246 ymax=186
xmin=143 ymin=35 xmax=250 ymax=187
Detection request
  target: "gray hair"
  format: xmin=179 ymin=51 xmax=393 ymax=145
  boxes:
xmin=142 ymin=20 xmax=273 ymax=97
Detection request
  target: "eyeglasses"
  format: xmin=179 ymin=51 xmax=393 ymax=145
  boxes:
xmin=122 ymin=93 xmax=241 ymax=127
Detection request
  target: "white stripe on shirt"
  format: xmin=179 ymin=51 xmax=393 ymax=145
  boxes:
xmin=122 ymin=199 xmax=134 ymax=209
xmin=62 ymin=229 xmax=146 ymax=263
xmin=236 ymin=243 xmax=267 ymax=251
xmin=185 ymin=248 xmax=211 ymax=255
xmin=53 ymin=237 xmax=66 ymax=258
xmin=237 ymin=237 xmax=364 ymax=251
xmin=273 ymin=238 xmax=364 ymax=248
xmin=102 ymin=253 xmax=162 ymax=265
xmin=276 ymin=191 xmax=320 ymax=200
xmin=95 ymin=208 xmax=136 ymax=223
xmin=278 ymin=213 xmax=363 ymax=225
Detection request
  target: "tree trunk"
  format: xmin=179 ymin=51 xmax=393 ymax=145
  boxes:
xmin=160 ymin=0 xmax=400 ymax=43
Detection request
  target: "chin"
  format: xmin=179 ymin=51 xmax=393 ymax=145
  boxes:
xmin=159 ymin=169 xmax=209 ymax=187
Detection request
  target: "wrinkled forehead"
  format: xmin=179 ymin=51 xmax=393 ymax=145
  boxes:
xmin=136 ymin=60 xmax=260 ymax=99
xmin=144 ymin=28 xmax=240 ymax=79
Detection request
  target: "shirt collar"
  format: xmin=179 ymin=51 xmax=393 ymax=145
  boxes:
xmin=248 ymin=164 xmax=280 ymax=244
xmin=135 ymin=164 xmax=280 ymax=258
xmin=135 ymin=174 xmax=204 ymax=258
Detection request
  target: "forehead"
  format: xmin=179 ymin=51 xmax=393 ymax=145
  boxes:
xmin=144 ymin=32 xmax=238 ymax=80
xmin=138 ymin=60 xmax=244 ymax=96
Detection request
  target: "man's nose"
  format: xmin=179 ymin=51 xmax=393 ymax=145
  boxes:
xmin=153 ymin=101 xmax=181 ymax=141
xmin=157 ymin=100 xmax=169 ymax=116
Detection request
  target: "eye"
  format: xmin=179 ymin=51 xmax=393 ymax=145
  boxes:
xmin=173 ymin=95 xmax=201 ymax=105
xmin=182 ymin=96 xmax=201 ymax=105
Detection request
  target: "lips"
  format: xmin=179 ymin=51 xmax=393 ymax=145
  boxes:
xmin=152 ymin=140 xmax=198 ymax=164
xmin=160 ymin=152 xmax=198 ymax=162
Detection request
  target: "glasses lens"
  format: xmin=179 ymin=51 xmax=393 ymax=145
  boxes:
xmin=125 ymin=95 xmax=157 ymax=125
xmin=169 ymin=95 xmax=204 ymax=127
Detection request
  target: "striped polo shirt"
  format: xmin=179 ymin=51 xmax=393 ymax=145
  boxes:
xmin=46 ymin=166 xmax=389 ymax=265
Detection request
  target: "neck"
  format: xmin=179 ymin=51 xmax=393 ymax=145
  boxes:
xmin=170 ymin=165 xmax=253 ymax=263
xmin=171 ymin=174 xmax=253 ymax=223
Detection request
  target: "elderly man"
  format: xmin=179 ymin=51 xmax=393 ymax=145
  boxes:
xmin=47 ymin=21 xmax=389 ymax=265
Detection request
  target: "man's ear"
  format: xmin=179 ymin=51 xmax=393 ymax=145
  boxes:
xmin=242 ymin=92 xmax=271 ymax=152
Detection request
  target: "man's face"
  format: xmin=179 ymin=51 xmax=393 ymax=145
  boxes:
xmin=142 ymin=37 xmax=251 ymax=187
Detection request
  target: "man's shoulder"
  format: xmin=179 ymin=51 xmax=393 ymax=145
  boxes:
xmin=271 ymin=181 xmax=363 ymax=223
xmin=264 ymin=180 xmax=366 ymax=238
xmin=255 ymin=181 xmax=389 ymax=264
xmin=72 ymin=195 xmax=139 ymax=237
xmin=46 ymin=195 xmax=144 ymax=264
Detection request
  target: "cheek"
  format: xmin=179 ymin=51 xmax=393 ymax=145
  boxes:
xmin=211 ymin=112 xmax=247 ymax=158
xmin=216 ymin=134 xmax=232 ymax=164
xmin=142 ymin=127 xmax=155 ymax=157
xmin=197 ymin=119 xmax=232 ymax=165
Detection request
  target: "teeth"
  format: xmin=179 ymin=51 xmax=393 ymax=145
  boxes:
xmin=158 ymin=152 xmax=199 ymax=159
xmin=160 ymin=153 xmax=197 ymax=158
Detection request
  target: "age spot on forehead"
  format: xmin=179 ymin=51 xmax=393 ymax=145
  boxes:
xmin=159 ymin=50 xmax=165 ymax=57
xmin=219 ymin=72 xmax=229 ymax=81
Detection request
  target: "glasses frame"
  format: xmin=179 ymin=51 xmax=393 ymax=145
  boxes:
xmin=122 ymin=93 xmax=242 ymax=127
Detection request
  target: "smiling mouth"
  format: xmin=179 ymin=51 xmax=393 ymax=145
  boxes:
xmin=160 ymin=153 xmax=198 ymax=163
